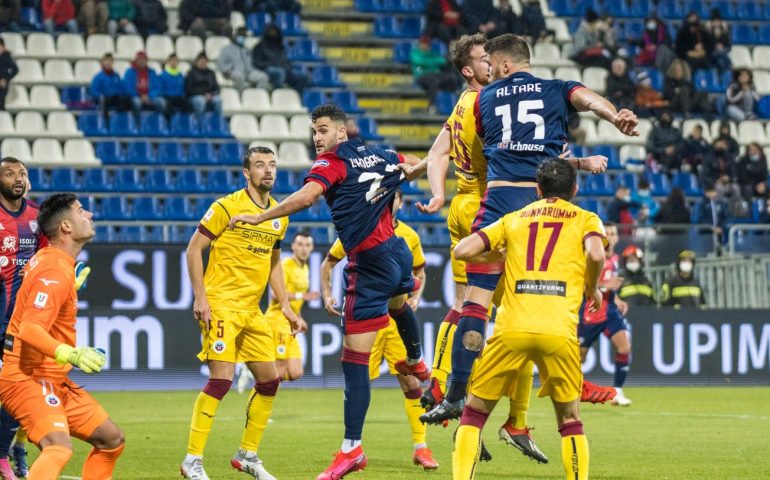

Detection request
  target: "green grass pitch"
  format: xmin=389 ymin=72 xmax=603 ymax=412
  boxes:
xmin=45 ymin=387 xmax=770 ymax=479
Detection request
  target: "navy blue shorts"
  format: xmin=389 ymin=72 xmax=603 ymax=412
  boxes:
xmin=467 ymin=186 xmax=539 ymax=290
xmin=578 ymin=311 xmax=628 ymax=349
xmin=341 ymin=236 xmax=416 ymax=334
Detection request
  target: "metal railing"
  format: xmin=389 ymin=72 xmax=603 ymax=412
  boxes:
xmin=727 ymin=224 xmax=770 ymax=255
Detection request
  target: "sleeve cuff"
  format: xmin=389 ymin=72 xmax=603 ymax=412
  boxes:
xmin=478 ymin=230 xmax=491 ymax=251
xmin=304 ymin=175 xmax=330 ymax=192
xmin=568 ymin=85 xmax=586 ymax=101
xmin=326 ymin=253 xmax=343 ymax=262
xmin=583 ymin=232 xmax=609 ymax=249
xmin=412 ymin=262 xmax=426 ymax=271
xmin=197 ymin=224 xmax=216 ymax=240
xmin=397 ymin=153 xmax=405 ymax=164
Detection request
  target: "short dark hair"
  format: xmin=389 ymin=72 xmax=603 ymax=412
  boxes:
xmin=484 ymin=34 xmax=530 ymax=64
xmin=451 ymin=33 xmax=487 ymax=73
xmin=0 ymin=38 xmax=4 ymax=48
xmin=242 ymin=146 xmax=276 ymax=169
xmin=311 ymin=104 xmax=347 ymax=124
xmin=536 ymin=157 xmax=576 ymax=201
xmin=293 ymin=230 xmax=312 ymax=242
xmin=38 ymin=193 xmax=78 ymax=239
xmin=167 ymin=52 xmax=178 ymax=61
xmin=101 ymin=52 xmax=113 ymax=61
xmin=0 ymin=156 xmax=25 ymax=168
xmin=603 ymin=221 xmax=617 ymax=228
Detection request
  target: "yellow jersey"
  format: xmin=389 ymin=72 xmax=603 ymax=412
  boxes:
xmin=198 ymin=188 xmax=288 ymax=312
xmin=480 ymin=198 xmax=607 ymax=339
xmin=328 ymin=221 xmax=425 ymax=270
xmin=264 ymin=256 xmax=309 ymax=321
xmin=445 ymin=88 xmax=487 ymax=195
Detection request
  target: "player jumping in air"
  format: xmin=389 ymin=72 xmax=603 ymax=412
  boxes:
xmin=321 ymin=189 xmax=438 ymax=471
xmin=421 ymin=33 xmax=638 ymax=426
xmin=229 ymin=104 xmax=428 ymax=480
xmin=181 ymin=146 xmax=304 ymax=480
xmin=451 ymin=157 xmax=607 ymax=480
xmin=0 ymin=193 xmax=125 ymax=480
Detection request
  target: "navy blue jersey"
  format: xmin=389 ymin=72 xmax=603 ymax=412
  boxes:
xmin=304 ymin=138 xmax=405 ymax=253
xmin=474 ymin=71 xmax=584 ymax=182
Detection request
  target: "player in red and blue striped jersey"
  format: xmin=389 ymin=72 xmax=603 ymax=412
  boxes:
xmin=229 ymin=104 xmax=429 ymax=480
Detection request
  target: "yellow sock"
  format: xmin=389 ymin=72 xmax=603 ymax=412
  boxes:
xmin=432 ymin=320 xmax=457 ymax=391
xmin=561 ymin=434 xmax=589 ymax=480
xmin=404 ymin=397 xmax=426 ymax=445
xmin=187 ymin=392 xmax=222 ymax=456
xmin=507 ymin=361 xmax=534 ymax=430
xmin=15 ymin=429 xmax=27 ymax=444
xmin=240 ymin=382 xmax=278 ymax=452
xmin=453 ymin=425 xmax=481 ymax=480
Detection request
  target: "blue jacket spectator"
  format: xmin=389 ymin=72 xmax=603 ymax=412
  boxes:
xmin=694 ymin=186 xmax=730 ymax=240
xmin=123 ymin=50 xmax=165 ymax=118
xmin=90 ymin=53 xmax=132 ymax=114
xmin=631 ymin=179 xmax=660 ymax=225
xmin=159 ymin=53 xmax=192 ymax=115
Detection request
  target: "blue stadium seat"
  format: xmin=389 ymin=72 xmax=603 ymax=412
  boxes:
xmin=605 ymin=1 xmax=630 ymax=18
xmin=713 ymin=0 xmax=738 ymax=20
xmin=693 ymin=69 xmax=723 ymax=93
xmin=275 ymin=12 xmax=306 ymax=36
xmin=139 ymin=112 xmax=169 ymax=136
xmin=629 ymin=0 xmax=653 ymax=17
xmin=201 ymin=113 xmax=231 ymax=138
xmin=436 ymin=91 xmax=457 ymax=116
xmin=96 ymin=197 xmax=130 ymax=220
xmin=94 ymin=140 xmax=124 ymax=164
xmin=94 ymin=225 xmax=113 ymax=242
xmin=218 ymin=142 xmax=243 ymax=165
xmin=288 ymin=38 xmax=323 ymax=62
xmin=274 ymin=170 xmax=292 ymax=193
xmin=737 ymin=1 xmax=763 ymax=20
xmin=116 ymin=168 xmax=149 ymax=192
xmin=170 ymin=113 xmax=200 ymax=137
xmin=109 ymin=112 xmax=138 ymax=136
xmin=51 ymin=168 xmax=81 ymax=190
xmin=20 ymin=7 xmax=41 ymax=29
xmin=189 ymin=143 xmax=218 ymax=165
xmin=114 ymin=226 xmax=142 ymax=243
xmin=646 ymin=172 xmax=671 ymax=196
xmin=157 ymin=142 xmax=186 ymax=164
xmin=757 ymin=96 xmax=770 ymax=119
xmin=132 ymin=197 xmax=163 ymax=220
xmin=60 ymin=87 xmax=90 ymax=108
xmin=78 ymin=112 xmax=108 ymax=136
xmin=586 ymin=175 xmax=614 ymax=196
xmin=393 ymin=41 xmax=411 ymax=63
xmin=374 ymin=16 xmax=400 ymax=38
xmin=615 ymin=172 xmax=640 ymax=190
xmin=657 ymin=0 xmax=684 ymax=18
xmin=759 ymin=24 xmax=770 ymax=43
xmin=355 ymin=0 xmax=380 ymax=12
xmin=170 ymin=225 xmax=196 ymax=242
xmin=357 ymin=117 xmax=384 ymax=141
xmin=126 ymin=141 xmax=158 ymax=164
xmin=624 ymin=20 xmax=645 ymax=42
xmin=311 ymin=66 xmax=345 ymax=88
xmin=84 ymin=169 xmax=114 ymax=192
xmin=164 ymin=197 xmax=192 ymax=221
xmin=330 ymin=91 xmax=364 ymax=114
xmin=731 ymin=23 xmax=757 ymax=44
xmin=246 ymin=12 xmax=271 ymax=35
xmin=302 ymin=90 xmax=327 ymax=111
xmin=683 ymin=0 xmax=710 ymax=19
xmin=206 ymin=170 xmax=229 ymax=191
xmin=178 ymin=170 xmax=206 ymax=193
xmin=590 ymin=145 xmax=621 ymax=169
xmin=400 ymin=16 xmax=424 ymax=38
xmin=27 ymin=168 xmax=50 ymax=191
xmin=149 ymin=169 xmax=175 ymax=193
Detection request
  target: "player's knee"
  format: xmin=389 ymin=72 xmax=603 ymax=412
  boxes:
xmin=462 ymin=331 xmax=484 ymax=352
xmin=202 ymin=378 xmax=232 ymax=400
xmin=39 ymin=431 xmax=73 ymax=450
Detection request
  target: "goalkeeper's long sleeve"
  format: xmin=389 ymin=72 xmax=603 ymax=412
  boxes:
xmin=17 ymin=321 xmax=62 ymax=358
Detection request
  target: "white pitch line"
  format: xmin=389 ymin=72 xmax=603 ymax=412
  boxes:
xmin=60 ymin=476 xmax=82 ymax=479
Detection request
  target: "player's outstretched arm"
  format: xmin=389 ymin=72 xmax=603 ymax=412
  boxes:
xmin=320 ymin=255 xmax=341 ymax=316
xmin=416 ymin=128 xmax=451 ymax=214
xmin=570 ymin=87 xmax=640 ymax=137
xmin=584 ymin=236 xmax=605 ymax=312
xmin=407 ymin=265 xmax=426 ymax=311
xmin=228 ymin=182 xmax=325 ymax=229
xmin=270 ymin=249 xmax=306 ymax=335
xmin=187 ymin=231 xmax=213 ymax=328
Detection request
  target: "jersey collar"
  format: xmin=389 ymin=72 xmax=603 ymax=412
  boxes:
xmin=244 ymin=188 xmax=271 ymax=210
xmin=0 ymin=197 xmax=27 ymax=218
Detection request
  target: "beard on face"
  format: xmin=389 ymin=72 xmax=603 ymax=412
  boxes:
xmin=0 ymin=182 xmax=25 ymax=201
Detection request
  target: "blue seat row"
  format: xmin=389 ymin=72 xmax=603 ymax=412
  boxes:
xmin=576 ymin=172 xmax=703 ymax=197
xmin=355 ymin=0 xmax=426 ymax=14
xmin=288 ymin=38 xmax=324 ymax=62
xmin=373 ymin=16 xmax=425 ymax=39
xmin=311 ymin=65 xmax=346 ymax=88
xmin=92 ymin=140 xmax=244 ymax=165
xmin=246 ymin=12 xmax=306 ymax=36
xmin=302 ymin=90 xmax=364 ymax=113
xmin=78 ymin=112 xmax=232 ymax=138
xmin=551 ymin=0 xmax=770 ymax=21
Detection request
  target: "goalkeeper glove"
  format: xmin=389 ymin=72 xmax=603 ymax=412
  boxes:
xmin=75 ymin=262 xmax=91 ymax=292
xmin=54 ymin=344 xmax=106 ymax=374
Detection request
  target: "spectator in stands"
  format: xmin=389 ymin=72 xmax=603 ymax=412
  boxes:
xmin=664 ymin=58 xmax=711 ymax=117
xmin=78 ymin=0 xmax=108 ymax=35
xmin=252 ymin=24 xmax=309 ymax=92
xmin=180 ymin=0 xmax=232 ymax=38
xmin=634 ymin=14 xmax=672 ymax=68
xmin=606 ymin=58 xmax=636 ymax=111
xmin=631 ymin=178 xmax=660 ymax=224
xmin=218 ymin=27 xmax=269 ymax=92
xmin=682 ymin=124 xmax=711 ymax=173
xmin=715 ymin=121 xmax=739 ymax=158
xmin=700 ymin=138 xmax=737 ymax=188
xmin=607 ymin=186 xmax=639 ymax=227
xmin=618 ymin=245 xmax=656 ymax=306
xmin=494 ymin=0 xmax=520 ymax=38
xmin=425 ymin=0 xmax=469 ymax=45
xmin=646 ymin=110 xmax=683 ymax=173
xmin=134 ymin=0 xmax=168 ymax=36
xmin=234 ymin=0 xmax=301 ymax=15
xmin=0 ymin=38 xmax=18 ymax=111
xmin=661 ymin=250 xmax=705 ymax=308
xmin=42 ymin=0 xmax=79 ymax=34
xmin=462 ymin=0 xmax=499 ymax=37
xmin=520 ymin=0 xmax=553 ymax=44
xmin=410 ymin=34 xmax=457 ymax=112
xmin=570 ymin=8 xmax=616 ymax=69
xmin=725 ymin=68 xmax=760 ymax=122
xmin=107 ymin=0 xmax=138 ymax=35
xmin=704 ymin=8 xmax=731 ymax=72
xmin=160 ymin=53 xmax=192 ymax=116
xmin=124 ymin=51 xmax=165 ymax=119
xmin=654 ymin=187 xmax=691 ymax=224
xmin=0 ymin=0 xmax=20 ymax=32
xmin=674 ymin=11 xmax=712 ymax=71
xmin=634 ymin=70 xmax=668 ymax=117
xmin=736 ymin=143 xmax=769 ymax=201
xmin=90 ymin=53 xmax=132 ymax=115
xmin=186 ymin=52 xmax=222 ymax=120
xmin=694 ymin=184 xmax=729 ymax=238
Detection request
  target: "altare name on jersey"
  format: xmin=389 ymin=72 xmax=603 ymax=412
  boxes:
xmin=349 ymin=154 xmax=385 ymax=169
xmin=496 ymin=82 xmax=542 ymax=97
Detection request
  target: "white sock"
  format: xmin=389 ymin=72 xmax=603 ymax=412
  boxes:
xmin=184 ymin=454 xmax=201 ymax=463
xmin=237 ymin=449 xmax=258 ymax=459
xmin=341 ymin=439 xmax=361 ymax=453
xmin=414 ymin=443 xmax=427 ymax=451
xmin=615 ymin=387 xmax=624 ymax=396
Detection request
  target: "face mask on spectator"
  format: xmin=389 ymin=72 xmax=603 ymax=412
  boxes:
xmin=638 ymin=189 xmax=650 ymax=197
xmin=235 ymin=36 xmax=246 ymax=46
xmin=646 ymin=21 xmax=656 ymax=30
xmin=626 ymin=261 xmax=641 ymax=273
xmin=679 ymin=261 xmax=693 ymax=273
xmin=750 ymin=154 xmax=761 ymax=162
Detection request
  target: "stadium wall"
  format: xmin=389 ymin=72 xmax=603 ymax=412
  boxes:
xmin=70 ymin=245 xmax=770 ymax=389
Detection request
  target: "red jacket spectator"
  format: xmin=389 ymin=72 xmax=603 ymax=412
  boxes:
xmin=42 ymin=0 xmax=76 ymax=26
